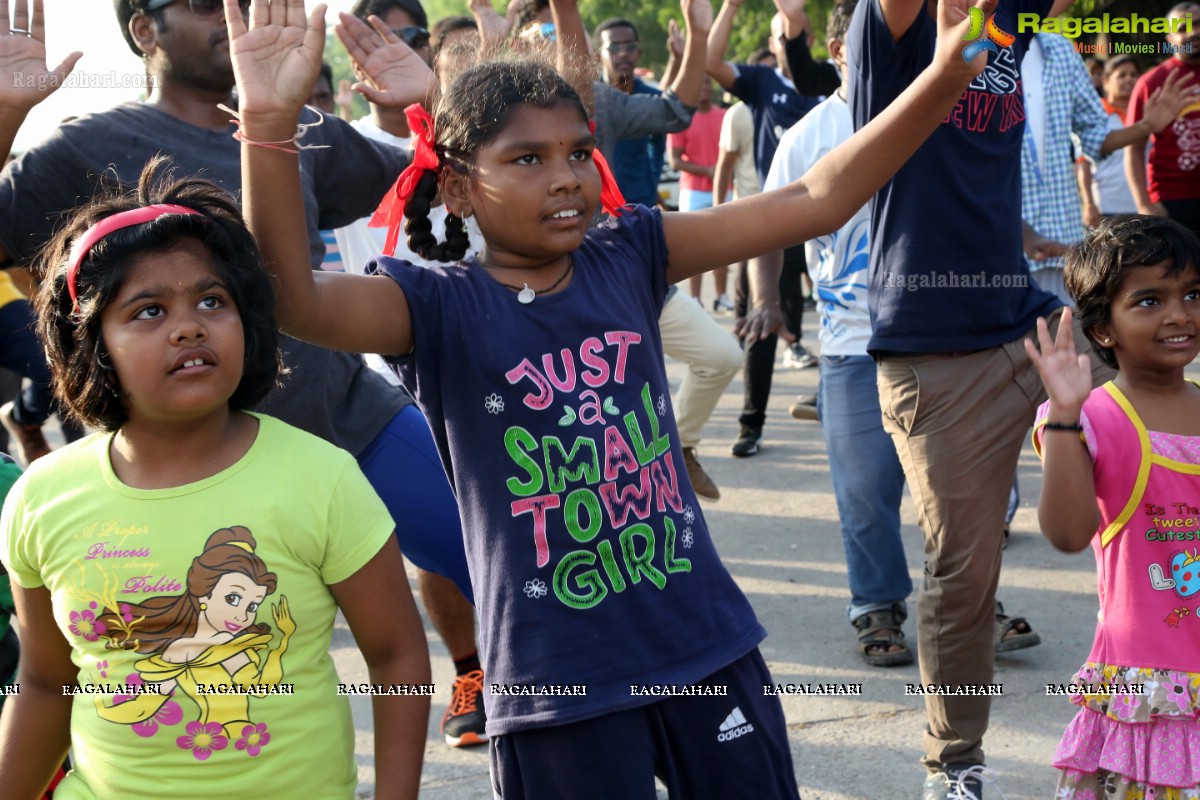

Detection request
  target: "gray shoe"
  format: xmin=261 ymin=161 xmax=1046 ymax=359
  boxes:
xmin=922 ymin=764 xmax=999 ymax=800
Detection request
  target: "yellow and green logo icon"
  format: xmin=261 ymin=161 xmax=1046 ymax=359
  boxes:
xmin=962 ymin=7 xmax=1015 ymax=61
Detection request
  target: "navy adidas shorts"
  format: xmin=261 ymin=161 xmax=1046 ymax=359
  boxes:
xmin=489 ymin=648 xmax=800 ymax=799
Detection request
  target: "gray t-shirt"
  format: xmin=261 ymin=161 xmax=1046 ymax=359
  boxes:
xmin=0 ymin=102 xmax=410 ymax=455
xmin=591 ymin=81 xmax=693 ymax=164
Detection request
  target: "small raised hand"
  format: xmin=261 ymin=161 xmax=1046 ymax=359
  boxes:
xmin=224 ymin=0 xmax=324 ymax=120
xmin=470 ymin=0 xmax=511 ymax=49
xmin=335 ymin=12 xmax=436 ymax=110
xmin=1024 ymin=309 xmax=1094 ymax=416
xmin=684 ymin=0 xmax=714 ymax=34
xmin=0 ymin=0 xmax=81 ymax=113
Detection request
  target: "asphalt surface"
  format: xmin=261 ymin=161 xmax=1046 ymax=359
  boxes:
xmin=329 ymin=293 xmax=1198 ymax=800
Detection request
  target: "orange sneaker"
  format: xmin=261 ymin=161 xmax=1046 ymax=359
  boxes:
xmin=441 ymin=669 xmax=487 ymax=747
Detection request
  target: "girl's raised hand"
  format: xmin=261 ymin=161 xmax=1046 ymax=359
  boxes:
xmin=683 ymin=0 xmax=714 ymax=34
xmin=1024 ymin=309 xmax=1093 ymax=416
xmin=0 ymin=0 xmax=80 ymax=113
xmin=334 ymin=13 xmax=436 ymax=111
xmin=224 ymin=0 xmax=325 ymax=119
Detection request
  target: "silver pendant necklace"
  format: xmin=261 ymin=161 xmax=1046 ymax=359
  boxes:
xmin=493 ymin=257 xmax=574 ymax=304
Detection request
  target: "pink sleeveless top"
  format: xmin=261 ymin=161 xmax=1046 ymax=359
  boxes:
xmin=1036 ymin=381 xmax=1200 ymax=673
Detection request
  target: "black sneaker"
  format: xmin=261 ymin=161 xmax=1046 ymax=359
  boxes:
xmin=730 ymin=426 xmax=762 ymax=457
xmin=922 ymin=763 xmax=994 ymax=800
xmin=441 ymin=669 xmax=487 ymax=747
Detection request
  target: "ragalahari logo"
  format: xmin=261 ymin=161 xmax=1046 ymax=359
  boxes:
xmin=961 ymin=7 xmax=1015 ymax=62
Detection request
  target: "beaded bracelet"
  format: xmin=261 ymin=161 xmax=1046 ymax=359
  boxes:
xmin=1043 ymin=421 xmax=1084 ymax=433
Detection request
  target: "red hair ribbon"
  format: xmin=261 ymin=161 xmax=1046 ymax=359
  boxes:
xmin=589 ymin=121 xmax=625 ymax=217
xmin=67 ymin=204 xmax=204 ymax=313
xmin=369 ymin=103 xmax=440 ymax=257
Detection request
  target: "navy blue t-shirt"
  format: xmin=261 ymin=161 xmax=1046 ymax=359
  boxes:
xmin=848 ymin=0 xmax=1061 ymax=353
xmin=373 ymin=207 xmax=764 ymax=735
xmin=729 ymin=65 xmax=820 ymax=186
xmin=612 ymin=79 xmax=667 ymax=208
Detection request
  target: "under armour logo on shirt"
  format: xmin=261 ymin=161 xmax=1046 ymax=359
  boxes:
xmin=772 ymin=93 xmax=789 ymax=104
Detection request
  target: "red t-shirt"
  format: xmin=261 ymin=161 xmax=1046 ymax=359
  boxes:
xmin=666 ymin=105 xmax=726 ymax=193
xmin=1126 ymin=58 xmax=1200 ymax=202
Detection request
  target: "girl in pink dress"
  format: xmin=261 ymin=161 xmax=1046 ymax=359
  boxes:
xmin=1027 ymin=215 xmax=1200 ymax=800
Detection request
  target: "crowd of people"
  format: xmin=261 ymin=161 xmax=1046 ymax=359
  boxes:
xmin=0 ymin=0 xmax=1195 ymax=798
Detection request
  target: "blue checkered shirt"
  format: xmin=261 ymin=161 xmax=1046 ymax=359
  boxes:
xmin=1021 ymin=33 xmax=1108 ymax=272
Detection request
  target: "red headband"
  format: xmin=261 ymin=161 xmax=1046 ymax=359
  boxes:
xmin=67 ymin=204 xmax=205 ymax=312
xmin=369 ymin=106 xmax=627 ymax=258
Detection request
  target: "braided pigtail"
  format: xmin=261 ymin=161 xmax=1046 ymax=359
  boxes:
xmin=404 ymin=170 xmax=472 ymax=263
xmin=403 ymin=170 xmax=441 ymax=260
xmin=440 ymin=211 xmax=470 ymax=262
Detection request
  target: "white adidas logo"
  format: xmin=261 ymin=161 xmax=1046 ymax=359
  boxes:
xmin=716 ymin=706 xmax=755 ymax=742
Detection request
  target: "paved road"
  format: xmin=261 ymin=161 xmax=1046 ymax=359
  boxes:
xmin=330 ymin=300 xmax=1195 ymax=800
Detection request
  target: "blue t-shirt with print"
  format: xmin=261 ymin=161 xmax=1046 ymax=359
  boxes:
xmin=612 ymin=79 xmax=667 ymax=208
xmin=729 ymin=64 xmax=820 ymax=186
xmin=847 ymin=0 xmax=1061 ymax=353
xmin=372 ymin=206 xmax=764 ymax=736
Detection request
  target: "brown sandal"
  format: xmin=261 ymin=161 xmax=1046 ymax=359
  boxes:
xmin=852 ymin=602 xmax=915 ymax=667
xmin=994 ymin=600 xmax=1041 ymax=653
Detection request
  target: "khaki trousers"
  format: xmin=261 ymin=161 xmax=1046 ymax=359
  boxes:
xmin=875 ymin=308 xmax=1112 ymax=769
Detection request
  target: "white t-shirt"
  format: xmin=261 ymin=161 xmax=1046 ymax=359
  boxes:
xmin=1088 ymin=109 xmax=1140 ymax=214
xmin=333 ymin=117 xmax=483 ymax=383
xmin=764 ymin=94 xmax=871 ymax=356
xmin=718 ymin=102 xmax=760 ymax=199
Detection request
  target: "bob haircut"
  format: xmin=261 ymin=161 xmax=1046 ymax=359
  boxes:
xmin=1064 ymin=214 xmax=1200 ymax=370
xmin=34 ymin=157 xmax=284 ymax=432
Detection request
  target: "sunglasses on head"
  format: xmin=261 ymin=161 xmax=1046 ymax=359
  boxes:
xmin=518 ymin=22 xmax=556 ymax=42
xmin=392 ymin=26 xmax=431 ymax=50
xmin=140 ymin=0 xmax=251 ymax=18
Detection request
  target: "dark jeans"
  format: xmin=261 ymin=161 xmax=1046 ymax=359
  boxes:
xmin=734 ymin=245 xmax=806 ymax=430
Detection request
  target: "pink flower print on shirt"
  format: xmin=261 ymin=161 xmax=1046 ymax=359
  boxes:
xmin=68 ymin=607 xmax=107 ymax=642
xmin=176 ymin=721 xmax=228 ymax=760
xmin=1111 ymin=693 xmax=1141 ymax=720
xmin=1162 ymin=672 xmax=1193 ymax=713
xmin=235 ymin=722 xmax=270 ymax=757
xmin=114 ymin=673 xmax=182 ymax=738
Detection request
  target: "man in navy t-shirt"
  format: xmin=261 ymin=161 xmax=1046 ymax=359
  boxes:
xmin=848 ymin=0 xmax=1111 ymax=796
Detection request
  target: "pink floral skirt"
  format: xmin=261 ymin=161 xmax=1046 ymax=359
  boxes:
xmin=1054 ymin=662 xmax=1200 ymax=799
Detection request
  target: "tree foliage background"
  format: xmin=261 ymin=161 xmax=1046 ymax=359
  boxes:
xmin=327 ymin=0 xmax=1183 ymax=106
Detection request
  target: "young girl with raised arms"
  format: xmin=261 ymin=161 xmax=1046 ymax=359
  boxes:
xmin=229 ymin=0 xmax=993 ymax=794
xmin=1027 ymin=215 xmax=1200 ymax=800
xmin=0 ymin=161 xmax=430 ymax=800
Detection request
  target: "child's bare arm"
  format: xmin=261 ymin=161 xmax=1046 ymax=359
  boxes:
xmin=705 ymin=0 xmax=739 ymax=90
xmin=227 ymin=0 xmax=417 ymax=357
xmin=1024 ymin=310 xmax=1100 ymax=552
xmin=663 ymin=0 xmax=993 ymax=284
xmin=0 ymin=585 xmax=76 ymax=800
xmin=330 ymin=539 xmax=430 ymax=800
xmin=667 ymin=0 xmax=712 ymax=109
xmin=550 ymin=0 xmax=594 ymax=117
